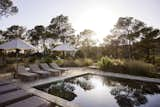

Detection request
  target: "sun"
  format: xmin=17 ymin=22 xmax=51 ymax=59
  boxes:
xmin=73 ymin=7 xmax=117 ymax=43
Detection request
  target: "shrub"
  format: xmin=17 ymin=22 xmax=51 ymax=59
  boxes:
xmin=112 ymin=59 xmax=124 ymax=66
xmin=28 ymin=57 xmax=37 ymax=63
xmin=97 ymin=56 xmax=114 ymax=70
xmin=74 ymin=58 xmax=93 ymax=67
xmin=55 ymin=58 xmax=94 ymax=67
xmin=63 ymin=59 xmax=77 ymax=67
xmin=84 ymin=58 xmax=93 ymax=66
xmin=97 ymin=56 xmax=159 ymax=78
xmin=6 ymin=58 xmax=15 ymax=64
xmin=75 ymin=50 xmax=85 ymax=58
xmin=0 ymin=64 xmax=16 ymax=74
xmin=53 ymin=59 xmax=76 ymax=67
xmin=155 ymin=56 xmax=160 ymax=66
xmin=54 ymin=59 xmax=64 ymax=66
xmin=41 ymin=56 xmax=52 ymax=63
xmin=74 ymin=59 xmax=83 ymax=67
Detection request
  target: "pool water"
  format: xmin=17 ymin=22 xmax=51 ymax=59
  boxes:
xmin=36 ymin=74 xmax=160 ymax=107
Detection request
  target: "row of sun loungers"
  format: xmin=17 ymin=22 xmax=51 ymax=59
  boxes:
xmin=17 ymin=63 xmax=68 ymax=81
xmin=0 ymin=81 xmax=50 ymax=107
xmin=49 ymin=63 xmax=67 ymax=71
xmin=29 ymin=64 xmax=50 ymax=77
xmin=40 ymin=63 xmax=60 ymax=76
xmin=0 ymin=80 xmax=14 ymax=86
xmin=17 ymin=66 xmax=38 ymax=80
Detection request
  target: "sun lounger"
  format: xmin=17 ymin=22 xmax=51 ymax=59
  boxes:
xmin=0 ymin=84 xmax=19 ymax=94
xmin=0 ymin=89 xmax=31 ymax=106
xmin=0 ymin=80 xmax=14 ymax=86
xmin=49 ymin=62 xmax=68 ymax=72
xmin=6 ymin=96 xmax=50 ymax=107
xmin=29 ymin=64 xmax=50 ymax=77
xmin=17 ymin=65 xmax=38 ymax=81
xmin=40 ymin=63 xmax=60 ymax=76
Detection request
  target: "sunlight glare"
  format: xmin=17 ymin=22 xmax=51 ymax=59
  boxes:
xmin=90 ymin=77 xmax=104 ymax=88
xmin=74 ymin=7 xmax=117 ymax=43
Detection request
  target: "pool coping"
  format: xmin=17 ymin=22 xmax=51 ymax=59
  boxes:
xmin=20 ymin=73 xmax=88 ymax=107
xmin=20 ymin=69 xmax=160 ymax=107
xmin=25 ymin=87 xmax=80 ymax=107
xmin=92 ymin=71 xmax=160 ymax=84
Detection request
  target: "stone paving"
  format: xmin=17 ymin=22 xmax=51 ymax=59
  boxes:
xmin=17 ymin=67 xmax=88 ymax=107
xmin=16 ymin=67 xmax=160 ymax=107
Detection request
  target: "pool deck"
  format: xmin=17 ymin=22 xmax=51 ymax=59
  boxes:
xmin=15 ymin=67 xmax=160 ymax=107
xmin=92 ymin=70 xmax=160 ymax=84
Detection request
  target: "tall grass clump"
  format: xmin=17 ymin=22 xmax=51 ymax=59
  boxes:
xmin=55 ymin=58 xmax=94 ymax=67
xmin=73 ymin=58 xmax=93 ymax=67
xmin=83 ymin=58 xmax=94 ymax=66
xmin=54 ymin=59 xmax=64 ymax=66
xmin=97 ymin=56 xmax=159 ymax=78
xmin=124 ymin=60 xmax=156 ymax=76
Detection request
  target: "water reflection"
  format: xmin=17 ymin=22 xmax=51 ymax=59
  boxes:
xmin=104 ymin=77 xmax=160 ymax=107
xmin=37 ymin=75 xmax=160 ymax=107
xmin=111 ymin=86 xmax=148 ymax=107
xmin=45 ymin=82 xmax=77 ymax=101
xmin=68 ymin=76 xmax=94 ymax=91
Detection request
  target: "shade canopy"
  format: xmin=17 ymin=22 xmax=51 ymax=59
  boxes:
xmin=0 ymin=38 xmax=35 ymax=50
xmin=52 ymin=43 xmax=76 ymax=52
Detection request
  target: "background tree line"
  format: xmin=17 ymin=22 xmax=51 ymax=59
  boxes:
xmin=0 ymin=0 xmax=160 ymax=65
xmin=102 ymin=17 xmax=160 ymax=65
xmin=1 ymin=16 xmax=160 ymax=65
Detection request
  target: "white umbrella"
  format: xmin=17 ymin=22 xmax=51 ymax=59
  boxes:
xmin=0 ymin=38 xmax=36 ymax=78
xmin=52 ymin=43 xmax=76 ymax=58
xmin=0 ymin=38 xmax=35 ymax=50
xmin=52 ymin=43 xmax=76 ymax=51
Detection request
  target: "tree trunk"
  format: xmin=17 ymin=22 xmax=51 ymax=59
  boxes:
xmin=152 ymin=48 xmax=155 ymax=64
xmin=128 ymin=40 xmax=131 ymax=60
xmin=115 ymin=45 xmax=119 ymax=58
xmin=146 ymin=48 xmax=150 ymax=63
xmin=43 ymin=39 xmax=46 ymax=56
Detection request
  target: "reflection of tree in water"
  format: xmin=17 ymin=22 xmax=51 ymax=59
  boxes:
xmin=68 ymin=75 xmax=94 ymax=91
xmin=111 ymin=86 xmax=147 ymax=107
xmin=46 ymin=82 xmax=77 ymax=101
xmin=104 ymin=77 xmax=160 ymax=107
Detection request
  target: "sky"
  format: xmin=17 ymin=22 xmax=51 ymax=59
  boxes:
xmin=0 ymin=0 xmax=160 ymax=43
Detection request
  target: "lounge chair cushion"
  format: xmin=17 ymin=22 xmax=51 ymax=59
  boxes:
xmin=29 ymin=64 xmax=50 ymax=74
xmin=50 ymin=63 xmax=67 ymax=71
xmin=18 ymin=66 xmax=38 ymax=77
xmin=50 ymin=63 xmax=59 ymax=68
xmin=40 ymin=63 xmax=60 ymax=72
xmin=39 ymin=63 xmax=60 ymax=76
xmin=18 ymin=72 xmax=37 ymax=77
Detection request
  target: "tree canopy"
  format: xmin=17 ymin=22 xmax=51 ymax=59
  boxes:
xmin=102 ymin=17 xmax=160 ymax=63
xmin=48 ymin=14 xmax=75 ymax=43
xmin=2 ymin=25 xmax=25 ymax=41
xmin=0 ymin=0 xmax=18 ymax=18
xmin=0 ymin=14 xmax=160 ymax=64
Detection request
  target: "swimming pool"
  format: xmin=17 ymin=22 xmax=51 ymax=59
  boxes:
xmin=36 ymin=74 xmax=160 ymax=107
